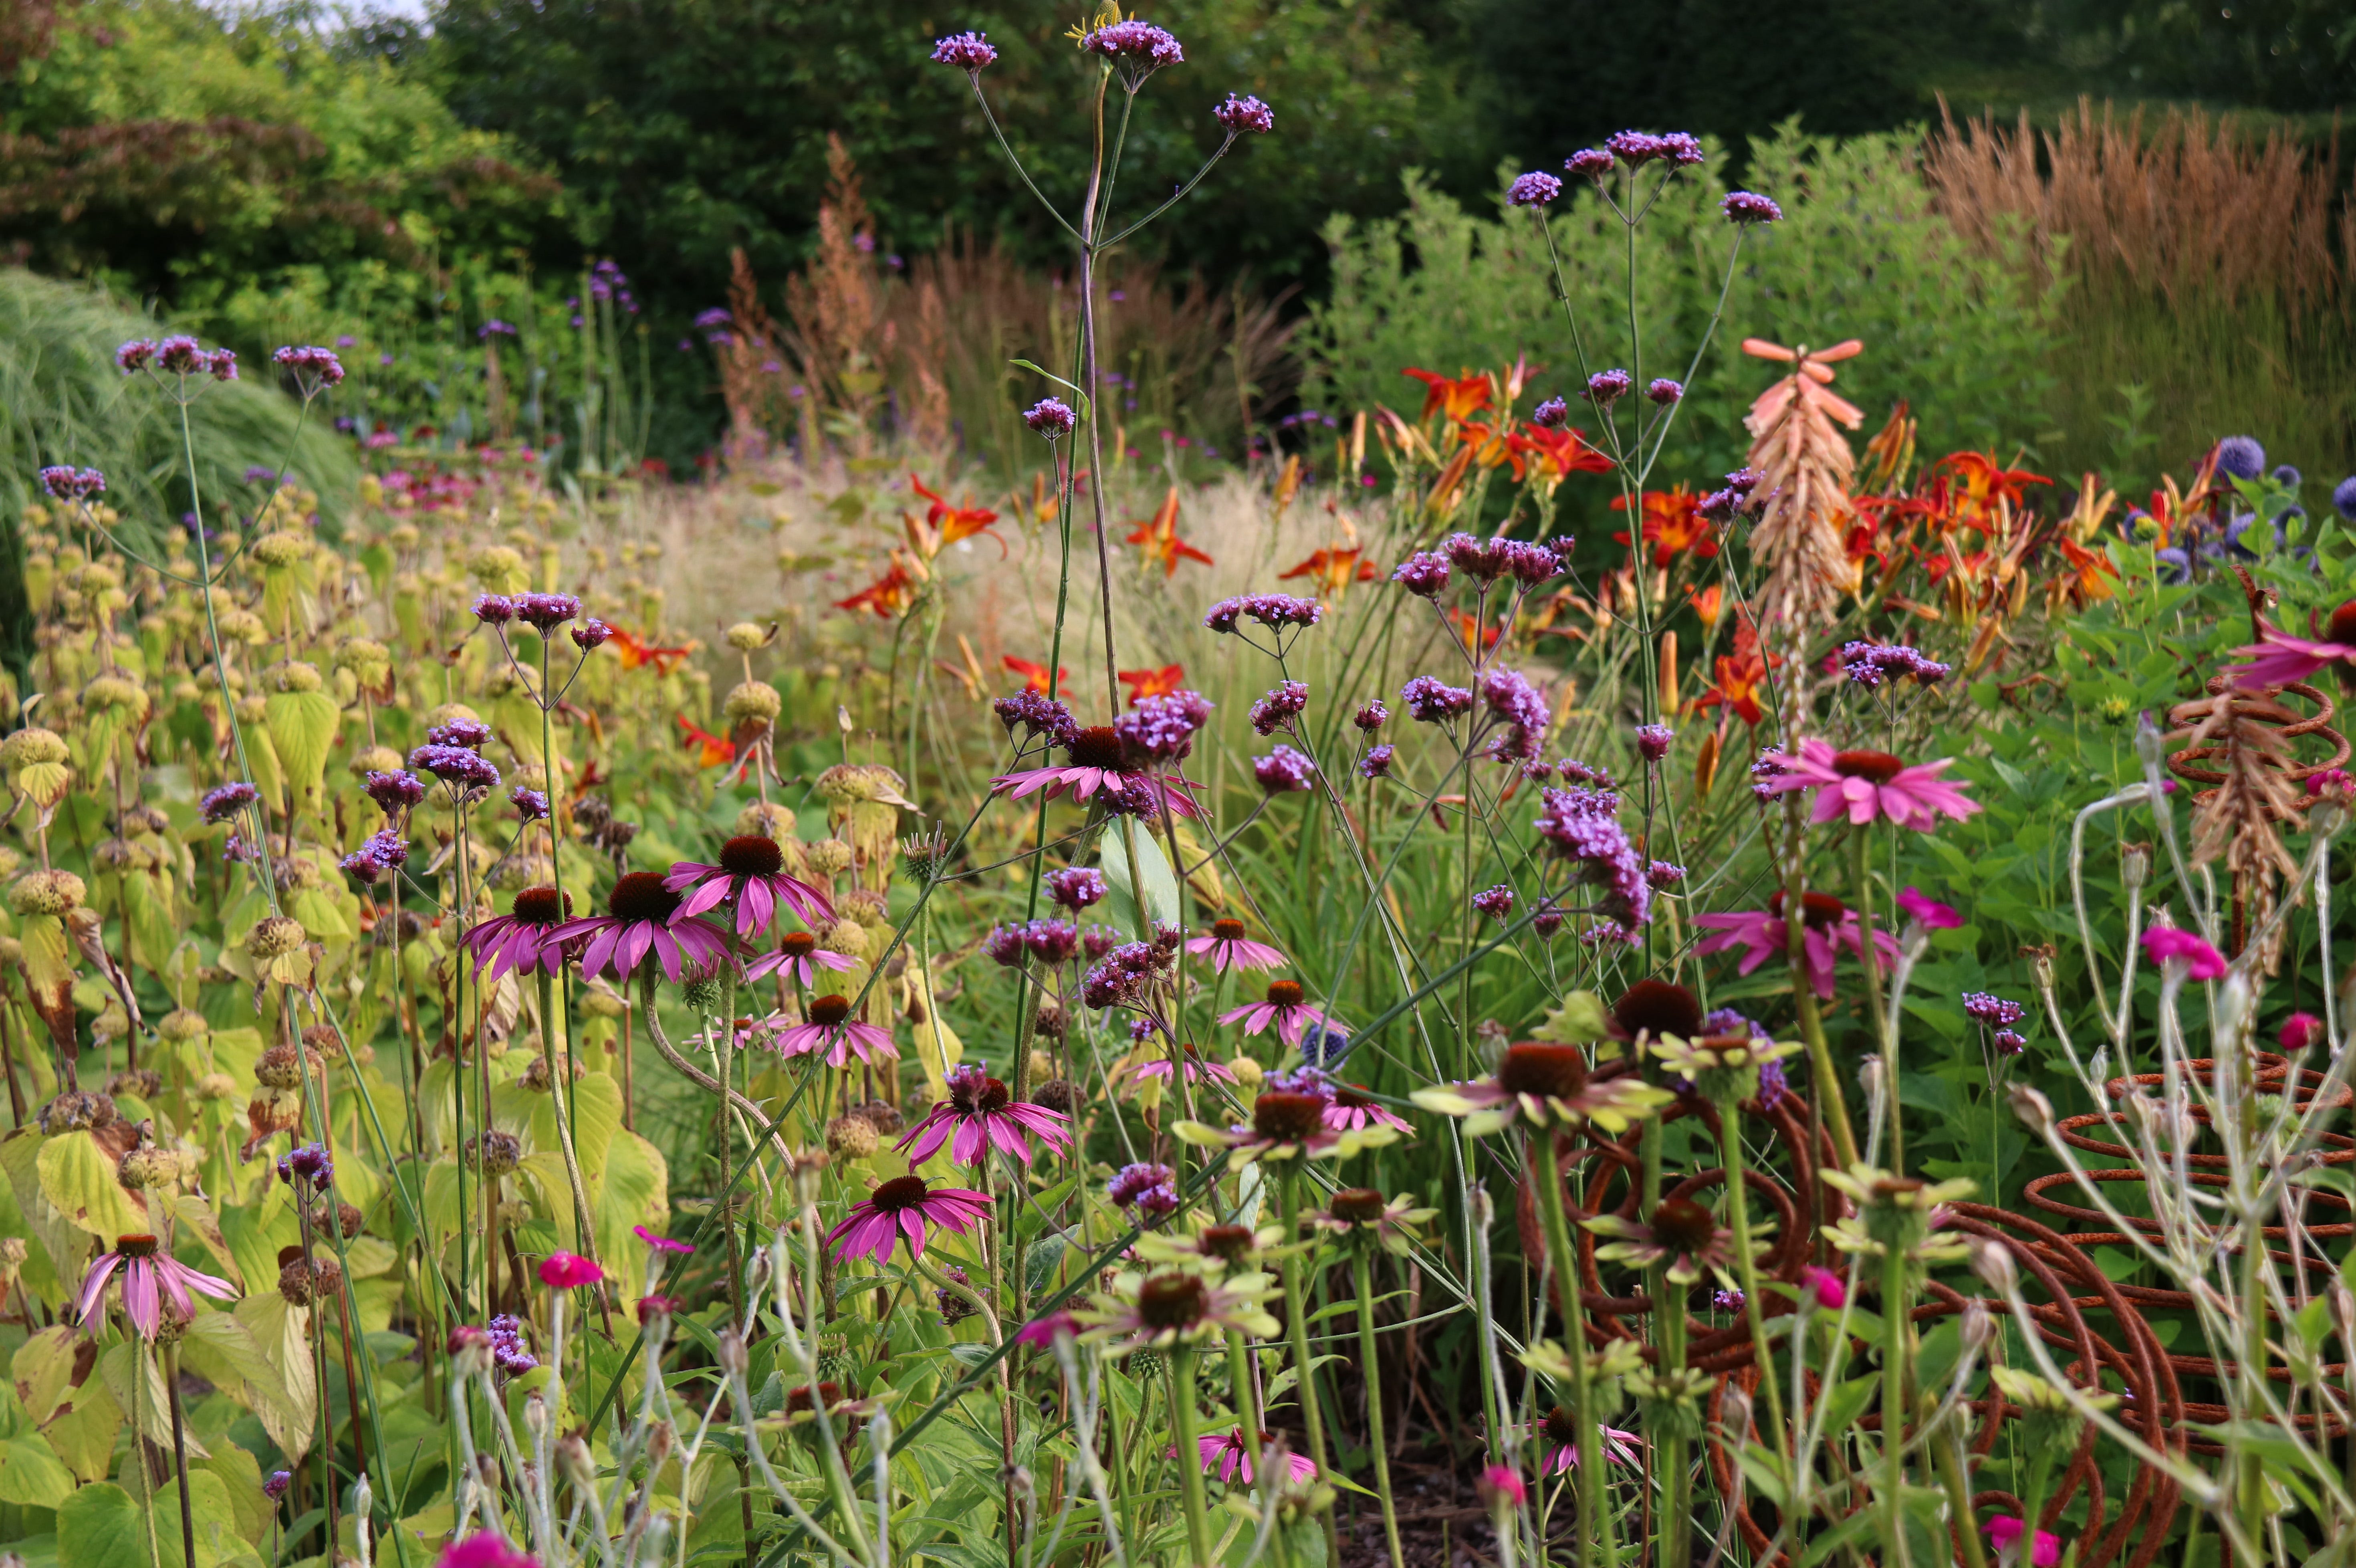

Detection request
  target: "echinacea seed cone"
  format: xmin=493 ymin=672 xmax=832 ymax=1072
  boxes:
xmin=608 ymin=871 xmax=680 ymax=922
xmin=1329 ymin=1188 xmax=1386 ymax=1223
xmin=1497 ymin=1043 xmax=1588 ymax=1100
xmin=1614 ymin=978 xmax=1702 ymax=1041
xmin=1135 ymin=1271 xmax=1209 ymax=1330
xmin=1210 ymin=918 xmax=1247 ymax=940
xmin=869 ymin=1174 xmax=929 ymax=1210
xmin=512 ymin=885 xmax=569 ymax=924
xmin=718 ymin=834 xmax=784 ymax=877
xmin=809 ymin=994 xmax=853 ymax=1026
xmin=1649 ymin=1197 xmax=1718 ymax=1253
xmin=1264 ymin=980 xmax=1304 ymax=1007
xmin=1066 ymin=726 xmax=1124 ymax=769
xmin=1251 ymin=1091 xmax=1327 ymax=1141
xmin=1830 ymin=749 xmax=1905 ymax=784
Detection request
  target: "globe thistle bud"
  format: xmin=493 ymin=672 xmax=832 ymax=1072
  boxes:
xmin=825 ymin=1115 xmax=879 ymax=1160
xmin=841 ymin=887 xmax=892 ymax=929
xmin=803 ymin=839 xmax=855 ymax=879
xmin=10 ymin=870 xmax=86 ymax=916
xmin=118 ymin=1145 xmax=181 ymax=1190
xmin=196 ymin=1072 xmax=238 ymax=1101
xmin=723 ymin=680 xmax=782 ymax=726
xmin=252 ymin=531 xmax=309 ymax=569
xmin=735 ymin=799 xmax=798 ymax=842
xmin=851 ymin=1098 xmax=902 ymax=1136
xmin=1033 ymin=1078 xmax=1081 ymax=1115
xmin=268 ymin=660 xmax=324 ymax=694
xmin=254 ymin=1043 xmax=321 ymax=1089
xmin=466 ymin=1130 xmax=524 ymax=1174
xmin=0 ymin=728 xmax=68 ymax=769
xmin=38 ymin=1091 xmax=116 ymax=1133
xmin=1227 ymin=1055 xmax=1265 ymax=1089
xmin=247 ymin=916 xmax=308 ymax=960
xmin=157 ymin=1009 xmax=209 ymax=1043
xmin=823 ymin=918 xmax=870 ymax=958
xmin=724 ymin=622 xmax=769 ymax=651
xmin=107 ymin=1068 xmax=161 ymax=1101
xmin=311 ymin=1201 xmax=365 ymax=1239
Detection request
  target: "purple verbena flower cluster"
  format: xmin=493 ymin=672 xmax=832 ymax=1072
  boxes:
xmin=573 ymin=618 xmax=614 ymax=651
xmin=1253 ymin=745 xmax=1316 ymax=793
xmin=1646 ymin=860 xmax=1686 ymax=888
xmin=1249 ymin=680 xmax=1309 ymax=735
xmin=1083 ymin=19 xmax=1183 ymax=83
xmin=1046 ymin=866 xmax=1107 ymax=910
xmin=1749 ymin=746 xmax=1788 ymax=801
xmin=1355 ymin=698 xmax=1389 ymax=732
xmin=1636 ymin=723 xmax=1675 ymax=762
xmin=514 ymin=592 xmax=581 ymax=632
xmin=1647 ymin=378 xmax=1684 ymax=405
xmin=1840 ymin=641 xmax=1951 ymax=688
xmin=510 ymin=786 xmax=550 ymax=821
xmin=277 ymin=1141 xmax=334 ymax=1192
xmin=1586 ymin=369 xmax=1632 ymax=406
xmin=340 ymin=829 xmax=409 ymax=882
xmin=1699 ymin=467 xmax=1764 ymax=521
xmin=1081 ymin=940 xmax=1162 ymax=1009
xmin=1472 ymin=884 xmax=1515 ymax=921
xmin=1401 ymin=675 xmax=1475 ymax=724
xmin=272 ymin=345 xmax=345 ymax=388
xmin=1391 ymin=551 xmax=1452 ymax=598
xmin=994 ymin=689 xmax=1079 ymax=747
xmin=1605 ymin=130 xmax=1704 ymax=167
xmin=1508 ymin=171 xmax=1562 ymax=208
xmin=488 ymin=1313 xmax=538 ymax=1376
xmin=1531 ymin=396 xmax=1569 ymax=429
xmin=200 ymin=781 xmax=259 ymax=823
xmin=1565 ymin=148 xmax=1615 ymax=181
xmin=1214 ymin=93 xmax=1274 ymax=135
xmin=1107 ymin=1161 xmax=1178 ymax=1217
xmin=1963 ymin=993 xmax=2027 ymax=1028
xmin=1115 ymin=690 xmax=1212 ymax=763
xmin=364 ymin=769 xmax=427 ymax=818
xmin=38 ymin=466 xmax=106 ymax=502
xmin=931 ymin=30 xmax=998 ymax=70
xmin=1358 ymin=744 xmax=1396 ymax=779
xmin=1721 ymin=191 xmax=1783 ymax=225
xmin=1202 ymin=593 xmax=1322 ymax=633
xmin=1023 ymin=397 xmax=1076 ymax=437
xmin=1533 ymin=785 xmax=1650 ymax=938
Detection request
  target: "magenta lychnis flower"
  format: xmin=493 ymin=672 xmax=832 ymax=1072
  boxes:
xmin=1983 ymin=1516 xmax=2063 ymax=1568
xmin=1765 ymin=738 xmax=1979 ymax=830
xmin=1219 ymin=980 xmax=1342 ymax=1049
xmin=1693 ymin=891 xmax=1899 ymax=1001
xmin=1896 ymin=886 xmax=1964 ymax=930
xmin=435 ymin=1532 xmax=540 ymax=1568
xmin=553 ymin=872 xmax=730 ymax=982
xmin=539 ymin=1252 xmax=604 ymax=1289
xmin=827 ymin=1174 xmax=991 ymax=1265
xmin=898 ymin=1063 xmax=1074 ymax=1166
xmin=1186 ymin=917 xmax=1285 ymax=973
xmin=2142 ymin=926 xmax=2228 ymax=980
xmin=664 ymin=835 xmax=833 ymax=936
xmin=76 ymin=1234 xmax=237 ymax=1339
xmin=744 ymin=930 xmax=857 ymax=987
xmin=633 ymin=1225 xmax=694 ymax=1255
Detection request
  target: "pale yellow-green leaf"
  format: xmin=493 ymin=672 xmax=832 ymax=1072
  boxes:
xmin=101 ymin=1338 xmax=202 ymax=1455
xmin=905 ymin=957 xmax=962 ymax=1100
xmin=36 ymin=1129 xmax=149 ymax=1240
xmin=0 ymin=1430 xmax=75 ymax=1507
xmin=593 ymin=1129 xmax=670 ymax=1302
xmin=528 ymin=1069 xmax=621 ymax=1195
xmin=172 ymin=1193 xmax=241 ymax=1287
xmin=264 ymin=689 xmax=340 ymax=807
xmin=0 ymin=1130 xmax=85 ymax=1304
xmin=11 ymin=1324 xmax=83 ymax=1423
xmin=56 ymin=1478 xmax=154 ymax=1566
xmin=40 ymin=1363 xmax=123 ymax=1481
xmin=192 ymin=1440 xmax=271 ymax=1546
xmin=121 ymin=871 xmax=178 ymax=977
xmin=155 ymin=1467 xmax=254 ymax=1568
xmin=235 ymin=1294 xmax=316 ymax=1460
xmin=180 ymin=1309 xmax=294 ymax=1427
xmin=238 ymin=721 xmax=285 ymax=815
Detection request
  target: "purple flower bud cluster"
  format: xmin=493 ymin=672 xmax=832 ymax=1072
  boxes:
xmin=1354 ymin=698 xmax=1389 ymax=732
xmin=1214 ymin=93 xmax=1274 ymax=135
xmin=572 ymin=618 xmax=614 ymax=651
xmin=1699 ymin=467 xmax=1764 ymax=521
xmin=1023 ymin=397 xmax=1076 ymax=437
xmin=1994 ymin=1030 xmax=2028 ymax=1055
xmin=1646 ymin=860 xmax=1686 ymax=888
xmin=1202 ymin=593 xmax=1322 ymax=633
xmin=990 ymin=919 xmax=1081 ymax=967
xmin=488 ymin=1313 xmax=538 ymax=1376
xmin=514 ymin=592 xmax=581 ymax=632
xmin=1401 ymin=675 xmax=1475 ymax=724
xmin=1750 ymin=747 xmax=1788 ymax=801
xmin=1358 ymin=744 xmax=1396 ymax=779
xmin=1721 ymin=191 xmax=1783 ymax=225
xmin=1249 ymin=679 xmax=1309 ymax=735
xmin=263 ymin=1470 xmax=294 ymax=1503
xmin=474 ymin=595 xmax=516 ymax=625
xmin=1565 ymin=148 xmax=1616 ymax=181
xmin=931 ymin=30 xmax=998 ymax=70
xmin=1531 ymin=396 xmax=1569 ymax=429
xmin=340 ymin=828 xmax=409 ymax=882
xmin=1479 ymin=668 xmax=1549 ymax=733
xmin=1253 ymin=745 xmax=1316 ymax=793
xmin=994 ymin=689 xmax=1080 ymax=747
xmin=1963 ymin=993 xmax=2027 ymax=1029
xmin=200 ymin=781 xmax=259 ymax=823
xmin=1115 ymin=690 xmax=1212 ymax=763
xmin=364 ymin=770 xmax=427 ymax=819
xmin=1046 ymin=866 xmax=1107 ymax=910
xmin=1840 ymin=641 xmax=1951 ymax=688
xmin=409 ymin=745 xmax=500 ymax=792
xmin=983 ymin=924 xmax=1028 ymax=967
xmin=1081 ymin=940 xmax=1162 ymax=1009
xmin=1646 ymin=378 xmax=1683 ymax=405
xmin=1098 ymin=775 xmax=1166 ymax=820
xmin=1636 ymin=723 xmax=1675 ymax=762
xmin=510 ymin=786 xmax=550 ymax=821
xmin=1471 ymin=883 xmax=1515 ymax=921
xmin=1532 ymin=897 xmax=1565 ymax=937
xmin=1107 ymin=1161 xmax=1178 ymax=1217
xmin=1391 ymin=551 xmax=1451 ymax=598
xmin=1533 ymin=785 xmax=1650 ymax=937
xmin=1553 ymin=756 xmax=1616 ymax=789
xmin=429 ymin=717 xmax=493 ymax=750
xmin=272 ymin=345 xmax=345 ymax=387
xmin=1082 ymin=926 xmax=1119 ymax=962
xmin=1507 ymin=171 xmax=1562 ymax=208
xmin=1082 ymin=19 xmax=1184 ymax=82
xmin=1585 ymin=369 xmax=1632 ymax=406
xmin=1605 ymin=130 xmax=1704 ymax=167
xmin=277 ymin=1140 xmax=334 ymax=1192
xmin=38 ymin=466 xmax=106 ymax=502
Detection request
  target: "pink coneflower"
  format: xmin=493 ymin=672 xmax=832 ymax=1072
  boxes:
xmin=1218 ymin=980 xmax=1342 ymax=1049
xmin=76 ymin=1234 xmax=237 ymax=1339
xmin=1015 ymin=1310 xmax=1081 ymax=1346
xmin=899 ymin=1063 xmax=1074 ymax=1165
xmin=1173 ymin=1429 xmax=1317 ymax=1486
xmin=539 ymin=1252 xmax=604 ymax=1288
xmin=1412 ymin=1043 xmax=1669 ymax=1138
xmin=1479 ymin=1465 xmax=1527 ymax=1507
xmin=1585 ymin=1196 xmax=1745 ymax=1287
xmin=1325 ymin=1083 xmax=1411 ymax=1134
xmin=1114 ymin=1039 xmax=1239 ymax=1092
xmin=436 ymin=1532 xmax=539 ymax=1568
xmin=1896 ymin=886 xmax=1963 ymax=930
xmin=632 ymin=1225 xmax=694 ymax=1255
xmin=1694 ymin=891 xmax=1900 ymax=1000
xmin=1765 ymin=738 xmax=1979 ymax=830
xmin=763 ymin=994 xmax=900 ymax=1067
xmin=2225 ymin=603 xmax=2356 ymax=691
xmin=554 ymin=872 xmax=730 ymax=981
xmin=2142 ymin=926 xmax=2228 ymax=980
xmin=1186 ymin=917 xmax=1284 ymax=972
xmin=665 ymin=835 xmax=833 ymax=936
xmin=460 ymin=885 xmax=577 ymax=983
xmin=826 ymin=1174 xmax=990 ymax=1265
xmin=1174 ymin=1088 xmax=1403 ymax=1163
xmin=744 ymin=930 xmax=856 ymax=986
xmin=988 ymin=724 xmax=1201 ymax=818
xmin=1528 ymin=1406 xmax=1642 ymax=1475
xmin=1983 ymin=1516 xmax=2063 ymax=1568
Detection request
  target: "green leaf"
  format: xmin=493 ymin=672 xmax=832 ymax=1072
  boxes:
xmin=1813 ymin=1372 xmax=1879 ymax=1437
xmin=1731 ymin=1439 xmax=1789 ymax=1509
xmin=57 ymin=1480 xmax=154 ymax=1568
xmin=153 ymin=1468 xmax=254 ymax=1568
xmin=1097 ymin=823 xmax=1180 ymax=939
xmin=0 ymin=1432 xmax=75 ymax=1507
xmin=263 ymin=688 xmax=341 ymax=806
xmin=36 ymin=1128 xmax=150 ymax=1241
xmin=191 ymin=1432 xmax=271 ymax=1546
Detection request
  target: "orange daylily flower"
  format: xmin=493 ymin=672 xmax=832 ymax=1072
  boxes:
xmin=1610 ymin=486 xmax=1719 ymax=568
xmin=1279 ymin=547 xmax=1379 ymax=596
xmin=1504 ymin=424 xmax=1612 ymax=483
xmin=1003 ymin=656 xmax=1071 ymax=694
xmin=910 ymin=474 xmax=1000 ymax=545
xmin=1450 ymin=608 xmax=1501 ymax=656
xmin=1125 ymin=487 xmax=1214 ymax=577
xmin=1118 ymin=664 xmax=1187 ymax=703
xmin=1402 ymin=367 xmax=1493 ymax=426
xmin=1686 ymin=583 xmax=1725 ymax=627
xmin=607 ymin=626 xmax=694 ymax=676
xmin=1457 ymin=420 xmax=1517 ymax=472
xmin=677 ymin=714 xmax=737 ymax=768
xmin=1933 ymin=452 xmax=2051 ymax=533
xmin=2049 ymin=538 xmax=2120 ymax=609
xmin=1690 ymin=618 xmax=1781 ymax=727
xmin=835 ymin=557 xmax=920 ymax=619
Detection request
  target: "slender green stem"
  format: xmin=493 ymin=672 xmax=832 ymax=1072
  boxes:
xmin=1170 ymin=1345 xmax=1214 ymax=1568
xmin=1714 ymin=1093 xmax=1789 ymax=1446
xmin=1277 ymin=1168 xmax=1339 ymax=1564
xmin=1228 ymin=1326 xmax=1263 ymax=1477
xmin=1352 ymin=1248 xmax=1408 ymax=1567
xmin=1529 ymin=1133 xmax=1612 ymax=1568
xmin=1849 ymin=827 xmax=1896 ymax=1164
xmin=1882 ymin=1242 xmax=1910 ymax=1567
xmin=1784 ymin=796 xmax=1860 ymax=1168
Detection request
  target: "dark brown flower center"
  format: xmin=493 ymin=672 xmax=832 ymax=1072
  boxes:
xmin=1067 ymin=726 xmax=1125 ymax=770
xmin=608 ymin=871 xmax=681 ymax=923
xmin=952 ymin=1076 xmax=1012 ymax=1114
xmin=1329 ymin=1188 xmax=1387 ymax=1224
xmin=779 ymin=932 xmax=817 ymax=957
xmin=1650 ymin=1197 xmax=1718 ymax=1254
xmin=720 ymin=835 xmax=785 ymax=878
xmin=1543 ymin=1405 xmax=1579 ymax=1446
xmin=1265 ymin=980 xmax=1305 ymax=1007
xmin=512 ymin=885 xmax=570 ymax=925
xmin=870 ymin=1174 xmax=930 ymax=1211
xmin=1497 ymin=1043 xmax=1588 ymax=1100
xmin=809 ymin=995 xmax=853 ymax=1027
xmin=1333 ymin=1085 xmax=1375 ymax=1110
xmin=1202 ymin=1224 xmax=1257 ymax=1262
xmin=1831 ymin=749 xmax=1904 ymax=784
xmin=1251 ymin=1091 xmax=1329 ymax=1142
xmin=117 ymin=1234 xmax=160 ymax=1257
xmin=787 ymin=1381 xmax=847 ymax=1412
xmin=1872 ymin=1175 xmax=1927 ymax=1199
xmin=1136 ymin=1271 xmax=1210 ymax=1330
xmin=1614 ymin=979 xmax=1702 ymax=1041
xmin=1211 ymin=918 xmax=1247 ymax=941
xmin=2331 ymin=601 xmax=2356 ymax=646
xmin=1768 ymin=890 xmax=1848 ymax=930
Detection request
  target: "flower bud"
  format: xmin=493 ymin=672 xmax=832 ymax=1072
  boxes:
xmin=118 ymin=1146 xmax=180 ymax=1191
xmin=556 ymin=1432 xmax=597 ymax=1488
xmin=247 ymin=916 xmax=307 ymax=960
xmin=448 ymin=1324 xmax=494 ymax=1376
xmin=524 ymin=1390 xmax=550 ymax=1437
xmin=825 ymin=1115 xmax=879 ymax=1160
xmin=2007 ymin=1082 xmax=2055 ymax=1134
xmin=722 ymin=680 xmax=782 ymax=726
xmin=1968 ymin=1236 xmax=2016 ymax=1295
xmin=10 ymin=870 xmax=86 ymax=916
xmin=1961 ymin=1298 xmax=1997 ymax=1352
xmin=724 ymin=622 xmax=768 ymax=651
xmin=718 ymin=1329 xmax=749 ymax=1377
xmin=2120 ymin=841 xmax=2152 ymax=891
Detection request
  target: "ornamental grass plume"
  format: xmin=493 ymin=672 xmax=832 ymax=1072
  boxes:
xmin=1740 ymin=337 xmax=1867 ymax=631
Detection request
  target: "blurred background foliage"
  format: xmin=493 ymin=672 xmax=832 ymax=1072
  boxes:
xmin=0 ymin=0 xmax=2351 ymax=484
